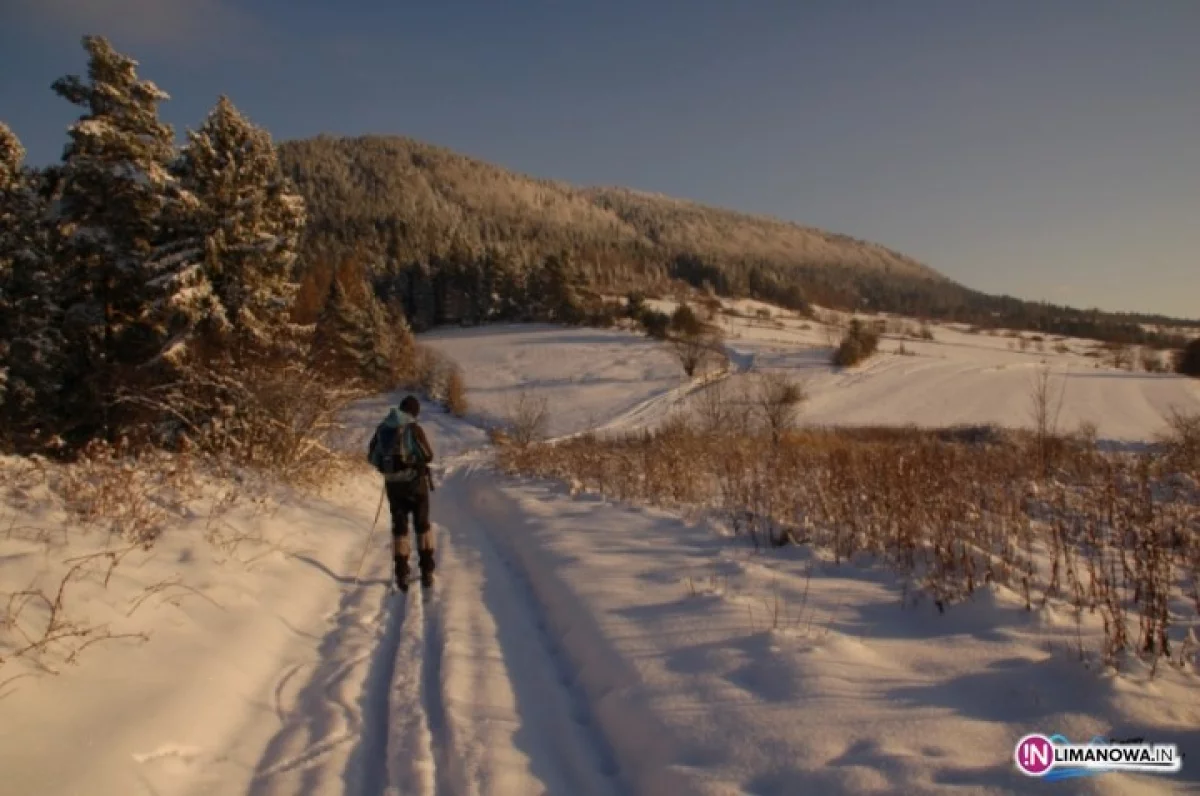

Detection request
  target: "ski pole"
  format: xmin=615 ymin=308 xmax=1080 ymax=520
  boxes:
xmin=354 ymin=484 xmax=386 ymax=585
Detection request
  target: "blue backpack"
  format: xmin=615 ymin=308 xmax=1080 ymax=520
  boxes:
xmin=368 ymin=421 xmax=422 ymax=480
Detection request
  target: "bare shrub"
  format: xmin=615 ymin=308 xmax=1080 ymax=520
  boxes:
xmin=444 ymin=365 xmax=469 ymax=417
xmin=412 ymin=345 xmax=443 ymax=396
xmin=1108 ymin=344 xmax=1133 ymax=370
xmin=667 ymin=307 xmax=724 ymax=378
xmin=670 ymin=303 xmax=704 ymax=336
xmin=127 ymin=360 xmax=368 ymax=488
xmin=670 ymin=334 xmax=710 ymax=378
xmin=755 ymin=372 xmax=806 ymax=445
xmin=1029 ymin=365 xmax=1067 ymax=478
xmin=639 ymin=309 xmax=671 ymax=339
xmin=55 ymin=443 xmax=172 ymax=547
xmin=1140 ymin=349 xmax=1166 ymax=373
xmin=694 ymin=378 xmax=733 ymax=433
xmin=1159 ymin=408 xmax=1200 ymax=475
xmin=2 ymin=547 xmax=149 ymax=677
xmin=505 ymin=390 xmax=550 ymax=448
xmin=831 ymin=319 xmax=880 ymax=367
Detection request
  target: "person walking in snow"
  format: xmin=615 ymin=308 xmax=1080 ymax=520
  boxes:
xmin=368 ymin=395 xmax=436 ymax=592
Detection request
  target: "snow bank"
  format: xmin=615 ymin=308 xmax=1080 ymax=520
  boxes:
xmin=0 ymin=454 xmax=392 ymax=795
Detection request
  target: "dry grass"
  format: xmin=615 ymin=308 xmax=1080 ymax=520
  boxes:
xmin=444 ymin=365 xmax=469 ymax=417
xmin=0 ymin=432 xmax=285 ymax=685
xmin=502 ymin=415 xmax=1200 ymax=672
xmin=123 ymin=358 xmax=369 ymax=489
xmin=1 ymin=546 xmax=149 ymax=680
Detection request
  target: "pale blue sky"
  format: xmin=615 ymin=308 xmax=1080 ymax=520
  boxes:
xmin=1 ymin=0 xmax=1197 ymax=318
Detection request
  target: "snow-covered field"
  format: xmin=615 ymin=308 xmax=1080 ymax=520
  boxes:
xmin=425 ymin=310 xmax=1200 ymax=443
xmin=418 ymin=325 xmax=685 ymax=438
xmin=2 ymin=302 xmax=1198 ymax=795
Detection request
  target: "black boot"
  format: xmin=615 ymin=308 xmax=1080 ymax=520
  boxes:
xmin=418 ymin=550 xmax=435 ymax=589
xmin=394 ymin=556 xmax=410 ymax=592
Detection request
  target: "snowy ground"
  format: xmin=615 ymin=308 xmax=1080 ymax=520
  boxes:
xmin=2 ymin=303 xmax=1199 ymax=795
xmin=417 ymin=325 xmax=684 ymax=438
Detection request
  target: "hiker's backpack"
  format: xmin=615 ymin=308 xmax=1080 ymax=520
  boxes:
xmin=368 ymin=422 xmax=423 ymax=479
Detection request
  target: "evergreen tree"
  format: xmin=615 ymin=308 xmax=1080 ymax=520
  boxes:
xmin=173 ymin=96 xmax=305 ymax=352
xmin=530 ymin=251 xmax=584 ymax=323
xmin=491 ymin=250 xmax=524 ymax=320
xmin=51 ymin=35 xmax=183 ymax=439
xmin=311 ymin=277 xmax=368 ymax=381
xmin=407 ymin=261 xmax=436 ymax=331
xmin=0 ymin=124 xmax=64 ymax=449
xmin=361 ymin=288 xmax=410 ymax=384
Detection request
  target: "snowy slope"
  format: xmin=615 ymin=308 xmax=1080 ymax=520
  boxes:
xmin=418 ymin=324 xmax=686 ymax=437
xmin=422 ymin=312 xmax=1200 ymax=442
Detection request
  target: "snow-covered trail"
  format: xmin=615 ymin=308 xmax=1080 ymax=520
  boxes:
xmin=390 ymin=466 xmax=625 ymax=796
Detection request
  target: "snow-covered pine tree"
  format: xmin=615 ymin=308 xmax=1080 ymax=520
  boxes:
xmin=310 ymin=276 xmax=372 ymax=383
xmin=311 ymin=256 xmax=414 ymax=387
xmin=492 ymin=250 xmax=526 ymax=321
xmin=533 ymin=251 xmax=584 ymax=323
xmin=0 ymin=122 xmax=21 ymax=399
xmin=0 ymin=123 xmax=65 ymax=450
xmin=475 ymin=247 xmax=500 ymax=323
xmin=381 ymin=292 xmax=417 ymax=376
xmin=362 ymin=288 xmax=408 ymax=385
xmin=173 ymin=96 xmax=305 ymax=354
xmin=51 ymin=36 xmax=184 ymax=439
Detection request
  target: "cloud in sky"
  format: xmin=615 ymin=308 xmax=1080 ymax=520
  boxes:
xmin=12 ymin=0 xmax=264 ymax=57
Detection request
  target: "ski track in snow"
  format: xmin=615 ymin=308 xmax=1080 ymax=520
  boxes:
xmin=379 ymin=467 xmax=624 ymax=796
xmin=246 ymin=571 xmax=397 ymax=796
xmin=384 ymin=586 xmax=438 ymax=796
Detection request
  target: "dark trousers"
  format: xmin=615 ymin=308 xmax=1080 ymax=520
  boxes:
xmin=385 ymin=479 xmax=434 ymax=580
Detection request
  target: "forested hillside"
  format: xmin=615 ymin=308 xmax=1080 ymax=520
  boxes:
xmin=280 ymin=135 xmax=1197 ymax=346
